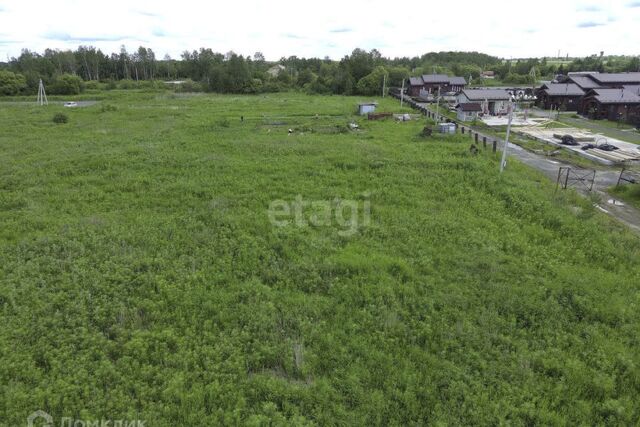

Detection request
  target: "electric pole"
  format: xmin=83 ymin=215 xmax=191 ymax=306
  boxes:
xmin=435 ymin=86 xmax=441 ymax=121
xmin=500 ymin=101 xmax=514 ymax=173
xmin=400 ymin=79 xmax=405 ymax=108
xmin=37 ymin=79 xmax=48 ymax=106
xmin=382 ymin=74 xmax=386 ymax=97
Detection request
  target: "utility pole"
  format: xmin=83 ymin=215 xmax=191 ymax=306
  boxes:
xmin=435 ymin=86 xmax=441 ymax=121
xmin=37 ymin=79 xmax=48 ymax=106
xmin=382 ymin=74 xmax=386 ymax=97
xmin=500 ymin=101 xmax=514 ymax=173
xmin=400 ymin=79 xmax=405 ymax=108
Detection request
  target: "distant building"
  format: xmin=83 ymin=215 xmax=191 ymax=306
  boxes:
xmin=456 ymin=103 xmax=482 ymax=121
xmin=357 ymin=102 xmax=378 ymax=115
xmin=457 ymin=89 xmax=511 ymax=115
xmin=481 ymin=71 xmax=495 ymax=79
xmin=539 ymin=72 xmax=640 ymax=123
xmin=267 ymin=64 xmax=286 ymax=78
xmin=579 ymin=87 xmax=640 ymax=124
xmin=535 ymin=83 xmax=585 ymax=111
xmin=406 ymin=74 xmax=467 ymax=97
xmin=407 ymin=77 xmax=425 ymax=97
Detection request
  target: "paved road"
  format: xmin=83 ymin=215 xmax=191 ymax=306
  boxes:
xmin=393 ymin=92 xmax=640 ymax=232
xmin=502 ymin=142 xmax=640 ymax=232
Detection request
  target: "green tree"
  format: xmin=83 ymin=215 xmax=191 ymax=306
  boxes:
xmin=356 ymin=66 xmax=388 ymax=96
xmin=0 ymin=70 xmax=27 ymax=95
xmin=49 ymin=73 xmax=84 ymax=95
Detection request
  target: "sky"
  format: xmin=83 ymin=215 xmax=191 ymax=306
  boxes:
xmin=0 ymin=0 xmax=639 ymax=61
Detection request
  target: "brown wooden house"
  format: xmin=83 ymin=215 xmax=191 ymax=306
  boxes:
xmin=535 ymin=83 xmax=585 ymax=111
xmin=579 ymin=87 xmax=640 ymax=124
xmin=407 ymin=77 xmax=424 ymax=97
xmin=406 ymin=74 xmax=467 ymax=97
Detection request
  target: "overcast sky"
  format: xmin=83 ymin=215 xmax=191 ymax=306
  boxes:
xmin=0 ymin=0 xmax=639 ymax=61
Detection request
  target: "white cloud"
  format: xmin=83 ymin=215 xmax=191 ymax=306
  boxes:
xmin=0 ymin=0 xmax=638 ymax=61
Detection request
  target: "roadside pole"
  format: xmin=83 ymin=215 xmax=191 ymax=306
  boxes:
xmin=500 ymin=101 xmax=514 ymax=173
xmin=435 ymin=86 xmax=441 ymax=120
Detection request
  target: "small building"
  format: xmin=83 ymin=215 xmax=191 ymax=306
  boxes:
xmin=535 ymin=83 xmax=585 ymax=111
xmin=456 ymin=103 xmax=482 ymax=121
xmin=457 ymin=89 xmax=511 ymax=115
xmin=579 ymin=87 xmax=640 ymax=124
xmin=481 ymin=71 xmax=495 ymax=79
xmin=407 ymin=74 xmax=467 ymax=97
xmin=449 ymin=77 xmax=467 ymax=93
xmin=422 ymin=74 xmax=451 ymax=93
xmin=407 ymin=77 xmax=424 ymax=97
xmin=357 ymin=102 xmax=378 ymax=115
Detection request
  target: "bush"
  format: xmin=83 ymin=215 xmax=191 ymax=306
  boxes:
xmin=118 ymin=79 xmax=138 ymax=90
xmin=100 ymin=104 xmax=117 ymax=112
xmin=216 ymin=118 xmax=230 ymax=128
xmin=52 ymin=113 xmax=69 ymax=124
xmin=0 ymin=70 xmax=27 ymax=95
xmin=49 ymin=74 xmax=84 ymax=95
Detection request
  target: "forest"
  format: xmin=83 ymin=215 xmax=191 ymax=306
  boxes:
xmin=1 ymin=45 xmax=639 ymax=97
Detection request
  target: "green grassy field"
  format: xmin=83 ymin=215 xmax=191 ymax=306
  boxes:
xmin=1 ymin=91 xmax=640 ymax=425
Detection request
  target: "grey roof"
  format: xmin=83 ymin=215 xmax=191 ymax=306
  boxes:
xmin=461 ymin=89 xmax=511 ymax=101
xmin=456 ymin=103 xmax=482 ymax=112
xmin=541 ymin=83 xmax=585 ymax=96
xmin=408 ymin=77 xmax=423 ymax=86
xmin=589 ymin=73 xmax=640 ymax=84
xmin=449 ymin=76 xmax=467 ymax=86
xmin=568 ymin=75 xmax=600 ymax=90
xmin=587 ymin=88 xmax=640 ymax=104
xmin=422 ymin=74 xmax=450 ymax=83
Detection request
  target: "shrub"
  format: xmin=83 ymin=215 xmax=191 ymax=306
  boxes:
xmin=216 ymin=118 xmax=230 ymax=128
xmin=52 ymin=113 xmax=69 ymax=124
xmin=84 ymin=80 xmax=101 ymax=90
xmin=101 ymin=104 xmax=117 ymax=113
xmin=118 ymin=79 xmax=138 ymax=90
xmin=49 ymin=74 xmax=84 ymax=95
xmin=0 ymin=70 xmax=27 ymax=95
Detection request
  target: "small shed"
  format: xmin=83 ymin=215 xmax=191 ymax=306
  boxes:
xmin=456 ymin=103 xmax=482 ymax=121
xmin=358 ymin=102 xmax=378 ymax=115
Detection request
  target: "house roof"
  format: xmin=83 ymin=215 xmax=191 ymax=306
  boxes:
xmin=461 ymin=89 xmax=511 ymax=101
xmin=540 ymin=83 xmax=585 ymax=96
xmin=456 ymin=103 xmax=482 ymax=112
xmin=449 ymin=76 xmax=467 ymax=86
xmin=567 ymin=75 xmax=600 ymax=90
xmin=586 ymin=88 xmax=640 ymax=104
xmin=422 ymin=74 xmax=450 ymax=83
xmin=588 ymin=72 xmax=640 ymax=85
xmin=408 ymin=77 xmax=423 ymax=86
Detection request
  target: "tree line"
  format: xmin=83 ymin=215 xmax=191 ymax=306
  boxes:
xmin=0 ymin=45 xmax=639 ymax=96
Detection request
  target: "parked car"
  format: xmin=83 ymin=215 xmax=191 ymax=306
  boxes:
xmin=63 ymin=102 xmax=78 ymax=108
